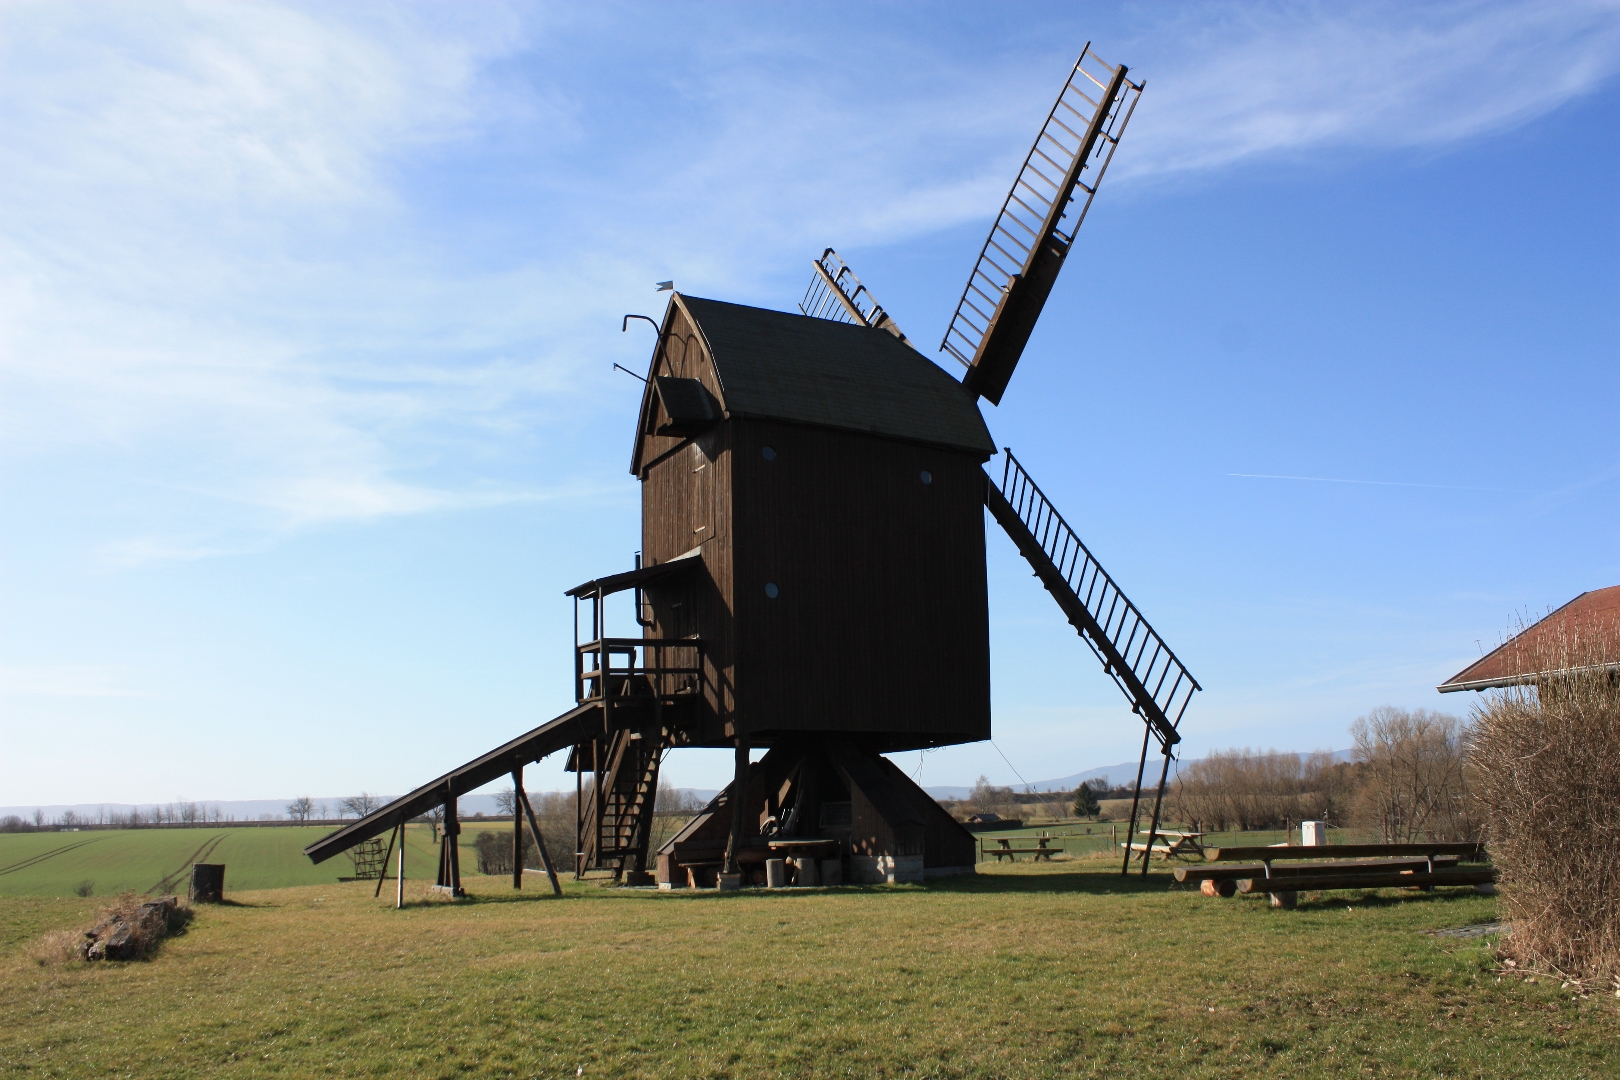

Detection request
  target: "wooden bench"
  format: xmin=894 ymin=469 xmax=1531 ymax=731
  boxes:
xmin=1194 ymin=843 xmax=1493 ymax=903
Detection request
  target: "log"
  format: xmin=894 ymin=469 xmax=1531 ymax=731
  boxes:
xmin=1235 ymin=868 xmax=1498 ymax=894
xmin=1200 ymin=878 xmax=1236 ymax=898
xmin=1174 ymin=856 xmax=1460 ymax=883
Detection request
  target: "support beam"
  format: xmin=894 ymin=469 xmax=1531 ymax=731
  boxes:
xmin=722 ymin=740 xmax=750 ymax=875
xmin=374 ymin=822 xmax=399 ymax=899
xmin=511 ymin=769 xmax=524 ymax=890
xmin=1121 ymin=723 xmax=1151 ymax=875
xmin=517 ymin=777 xmax=563 ymax=896
xmin=1140 ymin=747 xmax=1174 ymax=878
xmin=396 ymin=824 xmax=405 ymax=909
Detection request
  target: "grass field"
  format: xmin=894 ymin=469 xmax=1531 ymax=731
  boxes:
xmin=0 ymin=824 xmax=483 ymax=898
xmin=0 ymin=822 xmax=1399 ymax=899
xmin=4 ymin=859 xmax=1616 ymax=1079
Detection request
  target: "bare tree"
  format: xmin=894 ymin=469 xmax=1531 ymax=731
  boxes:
xmin=285 ymin=797 xmax=315 ymax=823
xmin=494 ymin=788 xmax=520 ymax=817
xmin=1350 ymin=706 xmax=1476 ymax=843
xmin=339 ymin=793 xmax=382 ymax=818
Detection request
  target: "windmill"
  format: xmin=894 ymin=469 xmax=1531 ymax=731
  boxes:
xmin=305 ymin=44 xmax=1197 ymax=893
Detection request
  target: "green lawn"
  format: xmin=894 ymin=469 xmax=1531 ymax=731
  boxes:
xmin=3 ymin=861 xmax=1614 ymax=1079
xmin=0 ymin=824 xmax=465 ymax=897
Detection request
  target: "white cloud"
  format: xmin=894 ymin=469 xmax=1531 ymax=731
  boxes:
xmin=1 ymin=0 xmax=1616 ymax=562
xmin=1117 ymin=1 xmax=1620 ymax=181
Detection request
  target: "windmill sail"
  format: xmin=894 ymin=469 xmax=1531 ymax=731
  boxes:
xmin=983 ymin=450 xmax=1197 ymax=749
xmin=800 ymin=248 xmax=908 ymax=344
xmin=943 ymin=46 xmax=1143 ymax=405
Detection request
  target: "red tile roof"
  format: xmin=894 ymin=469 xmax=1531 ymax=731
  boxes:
xmin=1438 ymin=585 xmax=1620 ymax=692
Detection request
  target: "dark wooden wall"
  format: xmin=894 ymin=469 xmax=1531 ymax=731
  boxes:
xmin=730 ymin=419 xmax=991 ymax=750
xmin=634 ymin=303 xmax=992 ymax=751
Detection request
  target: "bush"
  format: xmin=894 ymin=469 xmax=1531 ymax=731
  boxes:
xmin=1471 ymin=630 xmax=1620 ymax=982
xmin=474 ymin=829 xmax=538 ymax=876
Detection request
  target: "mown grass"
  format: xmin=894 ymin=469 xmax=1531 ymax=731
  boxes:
xmin=0 ymin=824 xmax=462 ymax=897
xmin=0 ymin=819 xmax=1371 ymax=899
xmin=3 ymin=860 xmax=1615 ymax=1079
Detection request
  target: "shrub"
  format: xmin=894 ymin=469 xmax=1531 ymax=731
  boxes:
xmin=73 ymin=880 xmax=94 ymax=897
xmin=473 ymin=830 xmax=536 ymax=877
xmin=1471 ymin=629 xmax=1620 ymax=982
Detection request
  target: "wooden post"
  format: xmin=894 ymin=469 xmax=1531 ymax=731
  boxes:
xmin=444 ymin=793 xmax=462 ymax=896
xmin=511 ymin=768 xmax=524 ymax=890
xmin=1121 ymin=723 xmax=1152 ymax=875
xmin=374 ymin=822 xmax=399 ymax=899
xmin=517 ymin=781 xmax=563 ymax=896
xmin=722 ymin=739 xmax=750 ymax=875
xmin=1140 ymin=745 xmax=1174 ymax=878
xmin=396 ymin=823 xmax=405 ymax=909
xmin=574 ymin=750 xmax=584 ymax=879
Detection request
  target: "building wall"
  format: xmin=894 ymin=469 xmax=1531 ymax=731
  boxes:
xmin=729 ymin=419 xmax=991 ymax=749
xmin=633 ymin=303 xmax=992 ymax=750
xmin=641 ymin=424 xmax=734 ymax=742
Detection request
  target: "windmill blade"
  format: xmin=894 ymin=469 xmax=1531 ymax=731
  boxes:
xmin=983 ymin=450 xmax=1198 ymax=749
xmin=944 ymin=45 xmax=1143 ymax=405
xmin=799 ymin=248 xmax=908 ymax=345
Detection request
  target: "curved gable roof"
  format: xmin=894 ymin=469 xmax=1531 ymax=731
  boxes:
xmin=678 ymin=295 xmax=995 ymax=456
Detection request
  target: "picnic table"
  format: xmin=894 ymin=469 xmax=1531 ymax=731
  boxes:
xmin=1119 ymin=829 xmax=1207 ymax=863
xmin=982 ymin=834 xmax=1063 ymax=862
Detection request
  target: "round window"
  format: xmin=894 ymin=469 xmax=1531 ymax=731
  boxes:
xmin=764 ymin=582 xmax=779 ymax=599
xmin=762 ymin=446 xmax=777 ymax=461
xmin=920 ymin=470 xmax=932 ymax=485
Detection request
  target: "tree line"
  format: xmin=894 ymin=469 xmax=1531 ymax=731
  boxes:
xmin=1167 ymin=706 xmax=1480 ymax=840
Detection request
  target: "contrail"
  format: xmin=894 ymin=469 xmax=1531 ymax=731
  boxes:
xmin=1227 ymin=473 xmax=1521 ymax=493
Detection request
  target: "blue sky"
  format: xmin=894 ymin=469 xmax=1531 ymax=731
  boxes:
xmin=2 ymin=1 xmax=1616 ymax=807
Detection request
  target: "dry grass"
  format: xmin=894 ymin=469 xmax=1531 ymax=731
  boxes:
xmin=22 ymin=891 xmax=193 ymax=967
xmin=1471 ymin=628 xmax=1620 ymax=984
xmin=24 ymin=929 xmax=81 ymax=967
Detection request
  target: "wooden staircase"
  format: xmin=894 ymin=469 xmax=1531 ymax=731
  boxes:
xmin=578 ymin=728 xmax=663 ymax=878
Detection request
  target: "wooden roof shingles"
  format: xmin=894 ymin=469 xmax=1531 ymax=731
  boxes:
xmin=678 ymin=295 xmax=996 ymax=457
xmin=1438 ymin=585 xmax=1620 ymax=692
